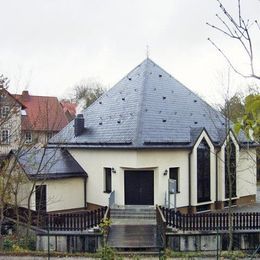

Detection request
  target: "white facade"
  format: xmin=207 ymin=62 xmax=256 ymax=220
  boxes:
xmin=69 ymin=131 xmax=257 ymax=210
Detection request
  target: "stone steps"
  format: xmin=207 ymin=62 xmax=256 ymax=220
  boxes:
xmin=110 ymin=207 xmax=156 ymax=220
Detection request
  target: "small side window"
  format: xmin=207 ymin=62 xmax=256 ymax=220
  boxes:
xmin=169 ymin=167 xmax=179 ymax=192
xmin=1 ymin=106 xmax=10 ymax=118
xmin=25 ymin=132 xmax=32 ymax=144
xmin=35 ymin=185 xmax=47 ymax=212
xmin=104 ymin=168 xmax=112 ymax=193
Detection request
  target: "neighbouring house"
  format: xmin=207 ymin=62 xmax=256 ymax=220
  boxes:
xmin=60 ymin=101 xmax=77 ymax=122
xmin=10 ymin=147 xmax=87 ymax=212
xmin=0 ymin=87 xmax=26 ymax=157
xmin=45 ymin=58 xmax=257 ymax=213
xmin=14 ymin=91 xmax=69 ymax=145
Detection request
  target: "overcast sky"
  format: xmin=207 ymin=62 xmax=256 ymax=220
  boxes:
xmin=0 ymin=0 xmax=259 ymax=104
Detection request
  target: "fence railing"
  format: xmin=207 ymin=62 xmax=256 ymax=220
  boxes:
xmin=160 ymin=207 xmax=260 ymax=232
xmin=45 ymin=206 xmax=107 ymax=231
xmin=4 ymin=206 xmax=45 ymax=227
xmin=156 ymin=205 xmax=167 ymax=248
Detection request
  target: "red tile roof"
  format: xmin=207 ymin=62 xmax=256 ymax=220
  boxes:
xmin=14 ymin=91 xmax=69 ymax=132
xmin=60 ymin=102 xmax=77 ymax=117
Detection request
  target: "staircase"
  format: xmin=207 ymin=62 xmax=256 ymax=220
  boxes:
xmin=110 ymin=206 xmax=156 ymax=225
xmin=107 ymin=206 xmax=162 ymax=254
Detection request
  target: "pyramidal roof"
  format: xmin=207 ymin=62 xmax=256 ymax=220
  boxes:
xmin=50 ymin=58 xmax=246 ymax=148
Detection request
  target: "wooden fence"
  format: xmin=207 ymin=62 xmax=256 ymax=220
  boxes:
xmin=46 ymin=206 xmax=107 ymax=231
xmin=160 ymin=207 xmax=260 ymax=232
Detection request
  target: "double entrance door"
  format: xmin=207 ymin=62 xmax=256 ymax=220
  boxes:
xmin=124 ymin=170 xmax=154 ymax=205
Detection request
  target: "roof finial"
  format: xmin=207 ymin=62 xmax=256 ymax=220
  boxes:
xmin=146 ymin=45 xmax=150 ymax=59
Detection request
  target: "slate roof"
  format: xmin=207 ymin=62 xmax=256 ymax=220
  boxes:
xmin=14 ymin=91 xmax=69 ymax=132
xmin=49 ymin=58 xmax=250 ymax=149
xmin=13 ymin=148 xmax=87 ymax=180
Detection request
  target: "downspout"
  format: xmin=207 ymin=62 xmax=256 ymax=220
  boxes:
xmin=188 ymin=150 xmax=192 ymax=214
xmin=84 ymin=176 xmax=87 ymax=209
xmin=215 ymin=151 xmax=218 ymax=204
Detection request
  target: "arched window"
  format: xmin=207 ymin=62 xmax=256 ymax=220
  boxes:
xmin=225 ymin=138 xmax=236 ymax=198
xmin=197 ymin=138 xmax=211 ymax=203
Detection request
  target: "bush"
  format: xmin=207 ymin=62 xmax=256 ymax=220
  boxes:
xmin=3 ymin=237 xmax=13 ymax=251
xmin=2 ymin=235 xmax=36 ymax=252
xmin=99 ymin=245 xmax=116 ymax=260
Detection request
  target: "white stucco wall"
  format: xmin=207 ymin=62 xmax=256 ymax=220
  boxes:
xmin=69 ymin=149 xmax=190 ymax=208
xmin=18 ymin=177 xmax=85 ymax=212
xmin=237 ymin=148 xmax=257 ymax=197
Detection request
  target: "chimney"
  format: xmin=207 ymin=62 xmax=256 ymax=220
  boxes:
xmin=22 ymin=90 xmax=30 ymax=101
xmin=74 ymin=114 xmax=85 ymax=137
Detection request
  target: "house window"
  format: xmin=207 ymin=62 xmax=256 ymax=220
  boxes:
xmin=197 ymin=138 xmax=211 ymax=203
xmin=104 ymin=168 xmax=112 ymax=193
xmin=35 ymin=185 xmax=47 ymax=212
xmin=225 ymin=139 xmax=237 ymax=198
xmin=25 ymin=132 xmax=32 ymax=144
xmin=1 ymin=106 xmax=10 ymax=118
xmin=169 ymin=167 xmax=179 ymax=192
xmin=1 ymin=129 xmax=10 ymax=144
xmin=47 ymin=132 xmax=53 ymax=140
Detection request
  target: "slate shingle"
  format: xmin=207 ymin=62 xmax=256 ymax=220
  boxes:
xmin=49 ymin=58 xmax=249 ymax=148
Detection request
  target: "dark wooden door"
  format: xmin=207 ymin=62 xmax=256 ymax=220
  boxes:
xmin=124 ymin=171 xmax=154 ymax=205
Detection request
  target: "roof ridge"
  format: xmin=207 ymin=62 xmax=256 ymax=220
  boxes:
xmin=134 ymin=59 xmax=149 ymax=146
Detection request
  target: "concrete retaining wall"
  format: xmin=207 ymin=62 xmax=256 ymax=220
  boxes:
xmin=167 ymin=232 xmax=260 ymax=251
xmin=37 ymin=234 xmax=103 ymax=253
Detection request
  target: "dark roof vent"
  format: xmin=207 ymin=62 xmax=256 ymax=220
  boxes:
xmin=117 ymin=120 xmax=121 ymax=124
xmin=99 ymin=101 xmax=102 ymax=104
xmin=162 ymin=119 xmax=167 ymax=122
xmin=163 ymin=96 xmax=166 ymax=100
xmin=99 ymin=122 xmax=103 ymax=125
xmin=159 ymin=74 xmax=162 ymax=77
xmin=194 ymin=121 xmax=198 ymax=125
xmin=128 ymin=77 xmax=132 ymax=81
xmin=194 ymin=99 xmax=197 ymax=103
xmin=122 ymin=97 xmax=125 ymax=101
xmin=74 ymin=114 xmax=85 ymax=137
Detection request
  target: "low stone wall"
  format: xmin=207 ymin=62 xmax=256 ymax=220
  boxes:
xmin=167 ymin=232 xmax=260 ymax=251
xmin=37 ymin=232 xmax=103 ymax=253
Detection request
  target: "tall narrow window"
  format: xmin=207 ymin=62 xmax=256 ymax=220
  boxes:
xmin=1 ymin=130 xmax=10 ymax=144
xmin=104 ymin=168 xmax=112 ymax=193
xmin=35 ymin=185 xmax=47 ymax=212
xmin=197 ymin=138 xmax=211 ymax=203
xmin=169 ymin=167 xmax=179 ymax=192
xmin=225 ymin=139 xmax=237 ymax=198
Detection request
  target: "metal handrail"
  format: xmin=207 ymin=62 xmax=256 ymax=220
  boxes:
xmin=108 ymin=190 xmax=115 ymax=207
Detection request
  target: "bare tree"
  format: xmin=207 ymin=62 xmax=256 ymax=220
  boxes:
xmin=207 ymin=0 xmax=260 ymax=80
xmin=73 ymin=79 xmax=106 ymax=109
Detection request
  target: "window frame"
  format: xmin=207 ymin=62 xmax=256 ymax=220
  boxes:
xmin=1 ymin=129 xmax=10 ymax=144
xmin=1 ymin=105 xmax=10 ymax=118
xmin=169 ymin=167 xmax=180 ymax=193
xmin=104 ymin=167 xmax=112 ymax=193
xmin=25 ymin=131 xmax=33 ymax=144
xmin=197 ymin=138 xmax=211 ymax=203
